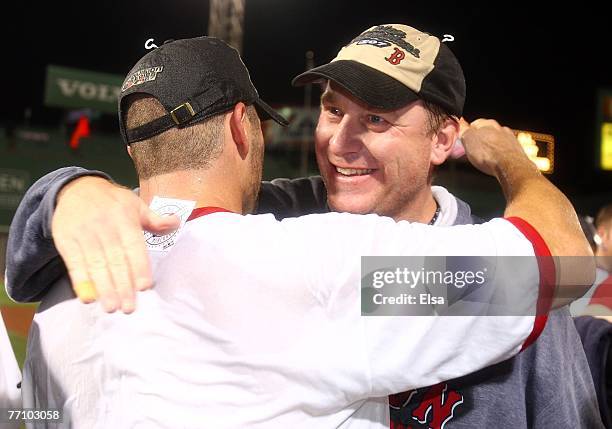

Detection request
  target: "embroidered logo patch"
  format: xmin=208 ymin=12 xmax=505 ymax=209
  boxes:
xmin=121 ymin=66 xmax=164 ymax=92
xmin=351 ymin=25 xmax=420 ymax=58
xmin=389 ymin=383 xmax=464 ymax=429
xmin=385 ymin=47 xmax=406 ymax=65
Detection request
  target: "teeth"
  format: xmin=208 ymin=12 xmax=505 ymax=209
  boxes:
xmin=336 ymin=167 xmax=374 ymax=176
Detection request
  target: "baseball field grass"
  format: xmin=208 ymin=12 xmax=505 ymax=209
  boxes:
xmin=0 ymin=283 xmax=36 ymax=369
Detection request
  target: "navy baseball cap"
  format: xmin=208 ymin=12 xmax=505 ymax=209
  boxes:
xmin=119 ymin=36 xmax=288 ymax=145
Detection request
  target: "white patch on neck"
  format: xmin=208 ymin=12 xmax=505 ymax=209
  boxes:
xmin=144 ymin=196 xmax=196 ymax=252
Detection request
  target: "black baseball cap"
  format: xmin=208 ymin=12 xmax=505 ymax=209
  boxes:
xmin=119 ymin=36 xmax=288 ymax=145
xmin=292 ymin=24 xmax=465 ymax=117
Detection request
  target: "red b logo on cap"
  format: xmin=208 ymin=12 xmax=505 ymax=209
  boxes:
xmin=385 ymin=47 xmax=406 ymax=65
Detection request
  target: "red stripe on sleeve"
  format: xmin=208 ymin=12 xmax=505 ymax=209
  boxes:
xmin=504 ymin=217 xmax=556 ymax=351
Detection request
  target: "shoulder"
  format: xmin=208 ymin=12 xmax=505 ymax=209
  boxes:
xmin=258 ymin=176 xmax=328 ymax=218
xmin=262 ymin=176 xmax=326 ymax=196
xmin=431 ymin=186 xmax=484 ymax=226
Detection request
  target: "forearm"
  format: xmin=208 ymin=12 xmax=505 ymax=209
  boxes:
xmin=460 ymin=118 xmax=594 ymax=306
xmin=5 ymin=167 xmax=112 ymax=302
xmin=499 ymin=161 xmax=595 ymax=305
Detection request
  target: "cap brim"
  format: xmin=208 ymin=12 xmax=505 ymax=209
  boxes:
xmin=254 ymin=99 xmax=289 ymax=127
xmin=292 ymin=60 xmax=419 ymax=111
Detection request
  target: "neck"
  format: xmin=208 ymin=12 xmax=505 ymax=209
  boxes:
xmin=392 ymin=188 xmax=438 ymax=224
xmin=138 ymin=169 xmax=244 ymax=214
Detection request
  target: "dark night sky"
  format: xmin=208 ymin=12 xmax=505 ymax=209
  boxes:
xmin=3 ymin=1 xmax=611 ymax=193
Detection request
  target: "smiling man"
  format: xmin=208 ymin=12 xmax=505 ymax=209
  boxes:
xmin=6 ymin=25 xmax=603 ymax=428
xmin=279 ymin=25 xmax=601 ymax=427
xmin=314 ymin=82 xmax=451 ymax=222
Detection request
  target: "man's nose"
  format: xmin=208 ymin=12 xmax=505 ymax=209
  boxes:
xmin=328 ymin=116 xmax=364 ymax=157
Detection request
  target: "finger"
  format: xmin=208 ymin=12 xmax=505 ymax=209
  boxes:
xmin=96 ymin=228 xmax=135 ymax=314
xmin=74 ymin=281 xmax=97 ymax=303
xmin=78 ymin=231 xmax=120 ymax=313
xmin=55 ymin=236 xmax=97 ymax=304
xmin=469 ymin=118 xmax=490 ymax=129
xmin=458 ymin=117 xmax=471 ymax=137
xmin=471 ymin=118 xmax=502 ymax=130
xmin=502 ymin=126 xmax=516 ymax=137
xmin=140 ymin=203 xmax=180 ymax=234
xmin=116 ymin=215 xmax=153 ymax=293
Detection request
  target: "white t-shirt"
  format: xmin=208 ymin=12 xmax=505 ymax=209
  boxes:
xmin=0 ymin=298 xmax=21 ymax=429
xmin=23 ymin=211 xmax=546 ymax=428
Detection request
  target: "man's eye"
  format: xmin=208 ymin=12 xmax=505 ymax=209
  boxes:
xmin=328 ymin=107 xmax=342 ymax=116
xmin=367 ymin=115 xmax=386 ymax=125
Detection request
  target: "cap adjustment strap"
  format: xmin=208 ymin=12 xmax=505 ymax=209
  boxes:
xmin=125 ymin=87 xmax=236 ymax=144
xmin=125 ymin=93 xmax=221 ymax=144
xmin=170 ymin=102 xmax=195 ymax=125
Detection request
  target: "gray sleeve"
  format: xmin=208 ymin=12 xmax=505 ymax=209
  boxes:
xmin=5 ymin=167 xmax=112 ymax=302
xmin=256 ymin=176 xmax=328 ymax=219
xmin=5 ymin=172 xmax=325 ymax=302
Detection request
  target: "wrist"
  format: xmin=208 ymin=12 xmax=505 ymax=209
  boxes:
xmin=495 ymin=156 xmax=542 ymax=200
xmin=56 ymin=176 xmax=113 ymax=207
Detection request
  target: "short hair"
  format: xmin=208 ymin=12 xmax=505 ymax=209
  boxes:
xmin=595 ymin=203 xmax=612 ymax=230
xmin=125 ymin=94 xmax=259 ymax=179
xmin=422 ymin=100 xmax=455 ymax=136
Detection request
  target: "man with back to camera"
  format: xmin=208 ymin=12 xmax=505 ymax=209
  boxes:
xmin=6 ymin=25 xmax=602 ymax=428
xmin=581 ymin=204 xmax=612 ymax=315
xmin=594 ymin=204 xmax=612 ymax=277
